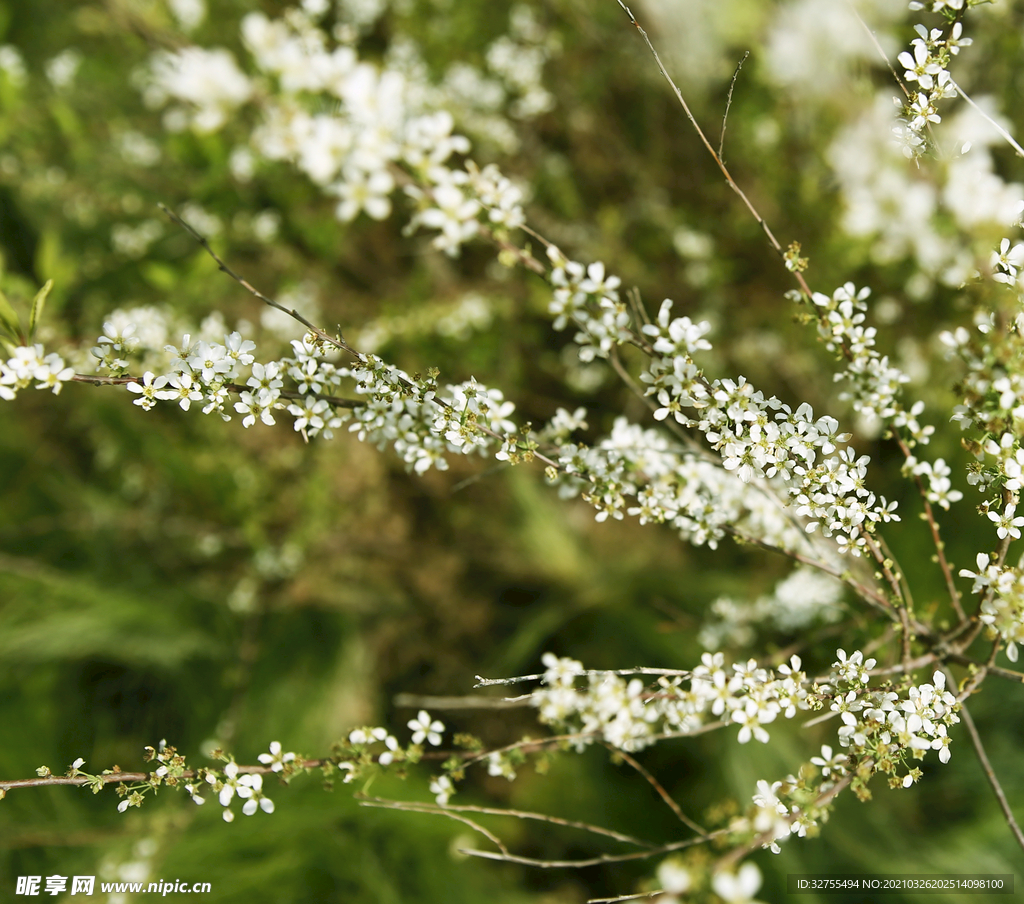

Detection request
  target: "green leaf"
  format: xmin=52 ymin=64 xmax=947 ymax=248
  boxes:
xmin=28 ymin=279 xmax=53 ymax=341
xmin=0 ymin=287 xmax=22 ymax=343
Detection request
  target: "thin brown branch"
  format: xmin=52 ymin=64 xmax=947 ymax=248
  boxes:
xmin=590 ymin=892 xmax=666 ymax=904
xmin=358 ymin=796 xmax=656 ymax=848
xmin=478 ymin=223 xmax=546 ymax=275
xmin=718 ymin=51 xmax=749 ymax=163
xmin=950 ymin=79 xmax=1024 ymax=160
xmin=727 ymin=527 xmax=895 ymax=618
xmin=462 ymin=828 xmax=730 ymax=869
xmin=604 ymin=743 xmax=707 ymax=836
xmin=474 ymin=668 xmax=692 ymax=688
xmin=358 ymin=798 xmax=510 ymax=855
xmin=951 ymin=688 xmax=1024 ymax=854
xmin=0 ymin=759 xmax=326 ymax=794
xmin=613 ymin=1 xmax=813 ymax=299
xmin=862 ymin=531 xmax=912 ymax=669
xmin=158 ymin=204 xmax=360 ymax=358
xmin=893 ymin=435 xmax=965 ymax=622
xmin=392 ymin=693 xmax=533 ymax=710
xmin=847 ymin=1 xmax=911 ymax=102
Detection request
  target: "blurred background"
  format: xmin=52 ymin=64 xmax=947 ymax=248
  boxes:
xmin=0 ymin=0 xmax=1022 ymax=900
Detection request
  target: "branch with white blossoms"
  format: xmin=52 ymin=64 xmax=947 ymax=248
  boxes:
xmin=893 ymin=1 xmax=977 ymax=159
xmin=0 ymin=710 xmax=457 ymax=817
xmin=355 ymin=650 xmax=964 ymax=874
xmin=0 ymin=650 xmax=1004 ymax=879
xmin=140 ymin=6 xmax=538 ymax=261
xmin=113 ymin=0 xmax=941 ymax=609
xmin=959 ymin=553 xmax=1024 ymax=662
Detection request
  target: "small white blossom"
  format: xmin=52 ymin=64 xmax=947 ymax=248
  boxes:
xmin=408 ymin=710 xmax=444 ymax=746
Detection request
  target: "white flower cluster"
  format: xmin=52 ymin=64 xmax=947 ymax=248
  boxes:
xmin=939 ymin=290 xmax=1024 ymax=547
xmin=893 ymin=11 xmax=972 ymax=158
xmin=338 ymin=713 xmax=450 ymax=804
xmin=699 ymin=565 xmax=846 ymax=650
xmin=146 ymin=47 xmax=253 ymax=133
xmin=549 ymin=416 xmax=805 ymax=552
xmin=142 ymin=7 xmax=534 ymax=256
xmin=831 ymin=94 xmax=1023 ymax=293
xmin=808 ymin=282 xmax=934 ymax=446
xmin=535 ymin=647 xmax=958 ymax=852
xmin=0 ymin=344 xmax=75 ymax=399
xmin=901 ymin=454 xmax=963 ymax=510
xmin=636 ymin=290 xmax=899 ymax=555
xmin=532 ymin=652 xmax=810 ymax=752
xmin=546 ymin=252 xmax=630 ymax=362
xmin=959 ymin=553 xmax=1024 ymax=662
xmin=820 ymin=651 xmax=958 ymax=774
xmin=723 ymin=651 xmax=959 ymax=857
xmin=207 ymin=762 xmax=275 ymax=822
xmin=346 ymin=354 xmax=517 ymax=473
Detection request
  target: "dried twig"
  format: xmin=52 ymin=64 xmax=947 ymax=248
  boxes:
xmin=719 ymin=51 xmax=749 ymax=163
xmin=358 ymin=795 xmax=656 ymax=848
xmin=604 ymin=743 xmax=707 ymax=836
xmin=613 ymin=1 xmax=813 ymax=299
xmin=475 ymin=668 xmax=692 ymax=688
xmin=947 ymin=679 xmax=1024 ymax=854
xmin=158 ymin=204 xmax=360 ymax=358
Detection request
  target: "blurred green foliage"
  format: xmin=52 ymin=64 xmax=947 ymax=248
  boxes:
xmin=0 ymin=0 xmax=1021 ymax=901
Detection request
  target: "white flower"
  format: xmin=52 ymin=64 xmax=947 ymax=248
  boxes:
xmin=34 ymin=354 xmax=75 ymax=395
xmin=656 ymin=858 xmax=691 ymax=895
xmin=959 ymin=553 xmax=993 ymax=594
xmin=429 ymin=774 xmax=453 ymax=805
xmin=188 ymin=341 xmax=232 ymax=383
xmin=126 ymin=372 xmax=169 ymax=411
xmin=810 ymin=745 xmax=847 ymax=778
xmin=408 ymin=710 xmax=444 ymax=746
xmin=988 ymin=504 xmax=1024 ymax=540
xmin=234 ymin=389 xmax=278 ymax=427
xmin=712 ymin=862 xmax=766 ymax=904
xmin=257 ymin=741 xmax=296 ymax=773
xmin=158 ymin=372 xmax=203 ymax=410
xmin=148 ymin=47 xmax=252 ymax=132
xmin=225 ymin=331 xmax=256 ymax=366
xmin=332 ymin=167 xmax=394 ymax=221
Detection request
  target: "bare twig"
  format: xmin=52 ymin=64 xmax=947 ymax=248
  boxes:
xmin=604 ymin=743 xmax=707 ymax=836
xmin=359 ymin=798 xmax=510 ymax=855
xmin=893 ymin=435 xmax=965 ymax=622
xmin=462 ymin=828 xmax=730 ymax=869
xmin=727 ymin=528 xmax=895 ymax=618
xmin=358 ymin=796 xmax=656 ymax=848
xmin=719 ymin=51 xmax=749 ymax=163
xmin=393 ymin=693 xmax=533 ymax=710
xmin=846 ymin=2 xmax=911 ymax=103
xmin=950 ymin=79 xmax=1024 ymax=160
xmin=950 ymin=685 xmax=1024 ymax=854
xmin=613 ymin=1 xmax=813 ymax=299
xmin=158 ymin=204 xmax=360 ymax=358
